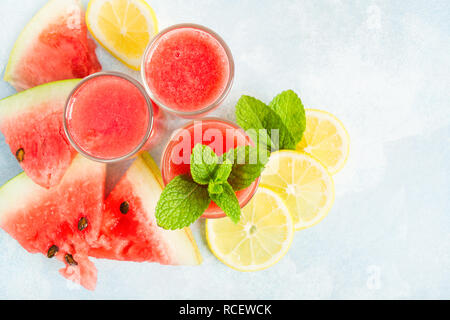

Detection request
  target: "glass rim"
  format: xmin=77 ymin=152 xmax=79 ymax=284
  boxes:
xmin=63 ymin=71 xmax=154 ymax=163
xmin=160 ymin=117 xmax=261 ymax=216
xmin=141 ymin=23 xmax=235 ymax=117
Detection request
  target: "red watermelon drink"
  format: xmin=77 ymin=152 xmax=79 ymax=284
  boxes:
xmin=142 ymin=24 xmax=234 ymax=118
xmin=64 ymin=72 xmax=154 ymax=162
xmin=161 ymin=119 xmax=259 ymax=219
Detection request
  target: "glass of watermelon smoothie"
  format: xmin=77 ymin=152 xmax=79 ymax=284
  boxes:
xmin=64 ymin=72 xmax=154 ymax=162
xmin=161 ymin=119 xmax=260 ymax=219
xmin=141 ymin=24 xmax=234 ymax=118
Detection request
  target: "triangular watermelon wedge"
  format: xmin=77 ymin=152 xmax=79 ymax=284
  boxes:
xmin=4 ymin=0 xmax=101 ymax=91
xmin=91 ymin=152 xmax=202 ymax=266
xmin=0 ymin=155 xmax=106 ymax=290
xmin=0 ymin=79 xmax=80 ymax=188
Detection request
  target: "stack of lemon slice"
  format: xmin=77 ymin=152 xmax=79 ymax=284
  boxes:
xmin=207 ymin=110 xmax=349 ymax=271
xmin=206 ymin=187 xmax=294 ymax=272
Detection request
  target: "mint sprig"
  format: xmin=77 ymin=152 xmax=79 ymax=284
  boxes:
xmin=190 ymin=144 xmax=220 ymax=185
xmin=208 ymin=182 xmax=241 ymax=223
xmin=208 ymin=181 xmax=225 ymax=195
xmin=189 ymin=144 xmax=241 ymax=223
xmin=224 ymin=146 xmax=269 ymax=191
xmin=156 ymin=175 xmax=210 ymax=230
xmin=269 ymin=90 xmax=306 ymax=146
xmin=236 ymin=95 xmax=295 ymax=151
xmin=213 ymin=159 xmax=233 ymax=183
xmin=156 ymin=143 xmax=266 ymax=230
xmin=236 ymin=90 xmax=306 ymax=151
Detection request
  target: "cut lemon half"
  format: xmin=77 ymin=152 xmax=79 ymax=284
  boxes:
xmin=206 ymin=187 xmax=294 ymax=272
xmin=86 ymin=0 xmax=158 ymax=70
xmin=260 ymin=151 xmax=334 ymax=230
xmin=297 ymin=109 xmax=350 ymax=174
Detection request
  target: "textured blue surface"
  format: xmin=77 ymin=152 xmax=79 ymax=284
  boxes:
xmin=0 ymin=0 xmax=449 ymax=299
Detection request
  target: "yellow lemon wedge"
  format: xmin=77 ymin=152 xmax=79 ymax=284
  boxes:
xmin=260 ymin=151 xmax=335 ymax=230
xmin=206 ymin=187 xmax=294 ymax=272
xmin=86 ymin=0 xmax=158 ymax=70
xmin=297 ymin=109 xmax=350 ymax=175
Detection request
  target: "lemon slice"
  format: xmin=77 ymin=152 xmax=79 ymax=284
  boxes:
xmin=86 ymin=0 xmax=158 ymax=70
xmin=260 ymin=151 xmax=334 ymax=230
xmin=206 ymin=187 xmax=294 ymax=272
xmin=297 ymin=109 xmax=350 ymax=174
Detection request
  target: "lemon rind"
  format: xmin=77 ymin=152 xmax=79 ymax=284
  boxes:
xmin=299 ymin=109 xmax=350 ymax=175
xmin=86 ymin=0 xmax=159 ymax=71
xmin=206 ymin=187 xmax=295 ymax=272
xmin=260 ymin=150 xmax=335 ymax=231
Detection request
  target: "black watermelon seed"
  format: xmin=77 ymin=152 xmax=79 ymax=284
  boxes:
xmin=78 ymin=217 xmax=88 ymax=231
xmin=65 ymin=254 xmax=78 ymax=266
xmin=15 ymin=148 xmax=25 ymax=162
xmin=120 ymin=201 xmax=130 ymax=215
xmin=47 ymin=245 xmax=59 ymax=258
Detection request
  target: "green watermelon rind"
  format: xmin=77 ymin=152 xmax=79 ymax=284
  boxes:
xmin=4 ymin=0 xmax=84 ymax=86
xmin=140 ymin=152 xmax=165 ymax=188
xmin=0 ymin=79 xmax=81 ymax=119
xmin=0 ymin=154 xmax=106 ymax=233
xmin=0 ymin=173 xmax=38 ymax=224
xmin=0 ymin=79 xmax=81 ymax=188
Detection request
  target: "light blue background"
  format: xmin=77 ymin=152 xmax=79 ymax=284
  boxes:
xmin=0 ymin=0 xmax=449 ymax=299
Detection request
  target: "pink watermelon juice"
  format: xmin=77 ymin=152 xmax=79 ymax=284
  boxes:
xmin=65 ymin=73 xmax=153 ymax=161
xmin=161 ymin=119 xmax=259 ymax=219
xmin=142 ymin=24 xmax=234 ymax=117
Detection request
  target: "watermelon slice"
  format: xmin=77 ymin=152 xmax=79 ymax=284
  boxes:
xmin=0 ymin=79 xmax=80 ymax=188
xmin=0 ymin=155 xmax=106 ymax=290
xmin=91 ymin=152 xmax=202 ymax=266
xmin=4 ymin=0 xmax=101 ymax=91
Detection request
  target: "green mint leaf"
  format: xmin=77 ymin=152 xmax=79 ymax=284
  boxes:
xmin=190 ymin=144 xmax=219 ymax=185
xmin=213 ymin=159 xmax=232 ymax=183
xmin=269 ymin=90 xmax=306 ymax=145
xmin=235 ymin=95 xmax=296 ymax=151
xmin=208 ymin=181 xmax=224 ymax=195
xmin=208 ymin=182 xmax=241 ymax=223
xmin=156 ymin=175 xmax=210 ymax=230
xmin=224 ymin=146 xmax=269 ymax=191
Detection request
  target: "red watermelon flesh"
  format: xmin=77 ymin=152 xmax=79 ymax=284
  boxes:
xmin=0 ymin=80 xmax=79 ymax=188
xmin=4 ymin=0 xmax=101 ymax=91
xmin=91 ymin=152 xmax=202 ymax=266
xmin=0 ymin=155 xmax=106 ymax=290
